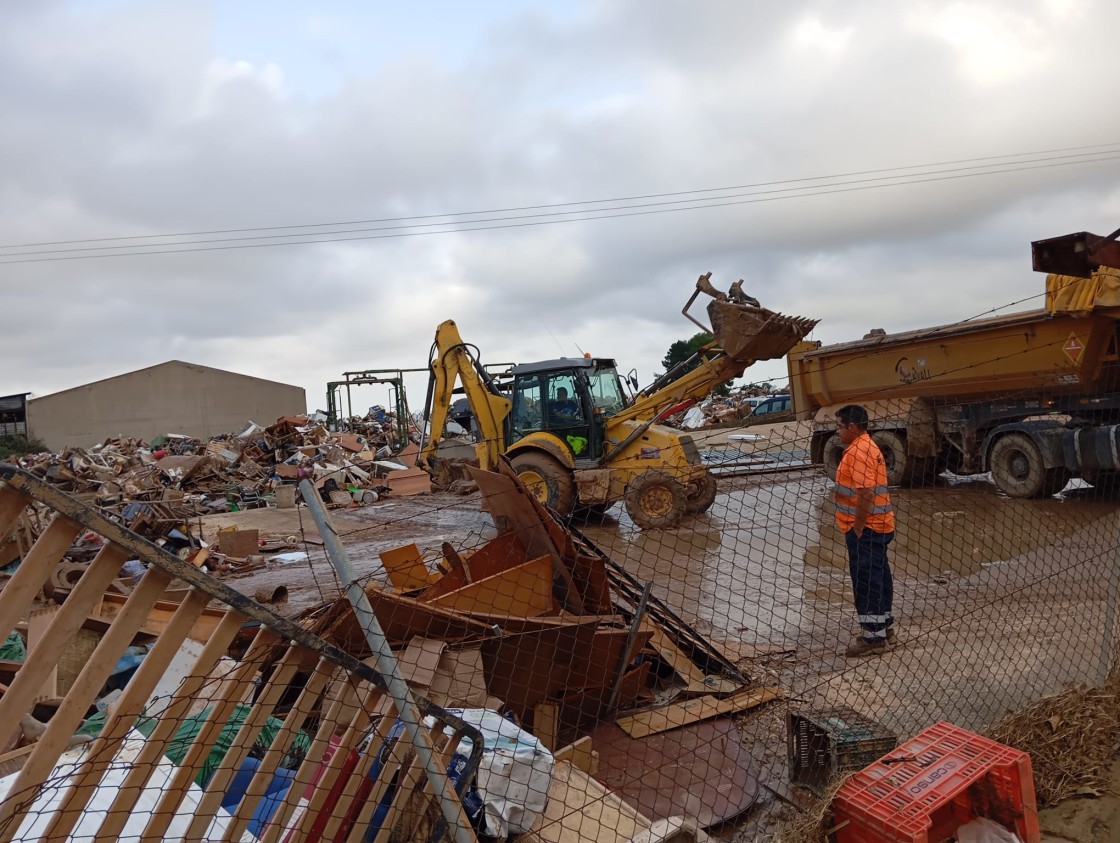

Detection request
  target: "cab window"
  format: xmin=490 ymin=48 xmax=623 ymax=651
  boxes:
xmin=588 ymin=367 xmax=627 ymax=415
xmin=510 ymin=376 xmax=543 ymax=441
xmin=545 ymin=373 xmax=584 ymax=425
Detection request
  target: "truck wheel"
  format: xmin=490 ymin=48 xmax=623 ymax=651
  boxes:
xmin=625 ymin=471 xmax=688 ymax=530
xmin=684 ymin=471 xmax=718 ymax=515
xmin=871 ymin=431 xmax=908 ymax=486
xmin=511 ymin=452 xmax=576 ymax=514
xmin=822 ymin=434 xmax=844 ymax=481
xmin=989 ymin=433 xmax=1067 ymax=498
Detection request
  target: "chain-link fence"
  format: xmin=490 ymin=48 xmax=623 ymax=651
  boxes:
xmin=3 ymin=346 xmax=1120 ymax=840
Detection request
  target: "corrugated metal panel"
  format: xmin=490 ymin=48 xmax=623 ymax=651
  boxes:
xmin=0 ymin=394 xmax=27 ymax=413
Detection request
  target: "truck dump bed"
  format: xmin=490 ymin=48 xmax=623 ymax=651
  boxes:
xmin=789 ymin=303 xmax=1120 ymax=412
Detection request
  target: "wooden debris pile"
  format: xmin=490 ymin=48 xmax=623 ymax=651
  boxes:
xmin=302 ymin=458 xmax=780 ymax=761
xmin=7 ymin=414 xmax=429 ymax=540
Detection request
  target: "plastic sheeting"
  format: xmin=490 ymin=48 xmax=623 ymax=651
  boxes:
xmin=0 ymin=730 xmax=253 ymax=842
xmin=1045 ymin=267 xmax=1120 ymax=315
xmin=444 ymin=708 xmax=554 ymax=837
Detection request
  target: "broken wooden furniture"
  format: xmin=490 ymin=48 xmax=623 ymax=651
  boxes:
xmin=0 ymin=463 xmax=483 ymax=843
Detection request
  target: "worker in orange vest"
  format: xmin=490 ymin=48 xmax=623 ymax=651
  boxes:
xmin=834 ymin=404 xmax=896 ymax=657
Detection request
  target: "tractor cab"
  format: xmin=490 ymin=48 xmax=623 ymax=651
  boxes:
xmin=508 ymin=357 xmax=627 ymax=461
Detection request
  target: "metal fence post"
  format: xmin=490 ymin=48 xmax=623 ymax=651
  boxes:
xmin=298 ymin=480 xmax=476 ymax=843
xmin=1098 ymin=520 xmax=1120 ymax=686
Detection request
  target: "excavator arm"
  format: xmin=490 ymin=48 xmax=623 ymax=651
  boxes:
xmin=610 ymin=347 xmax=744 ymax=425
xmin=418 ymin=320 xmax=512 ymax=472
xmin=612 ymin=274 xmax=819 ymax=426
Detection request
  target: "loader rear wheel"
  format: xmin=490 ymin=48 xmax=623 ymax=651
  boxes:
xmin=625 ymin=471 xmax=688 ymax=530
xmin=511 ymin=452 xmax=576 ymax=515
xmin=989 ymin=433 xmax=1068 ymax=498
xmin=684 ymin=471 xmax=718 ymax=515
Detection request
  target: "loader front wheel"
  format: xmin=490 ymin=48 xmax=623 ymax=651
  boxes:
xmin=684 ymin=471 xmax=718 ymax=515
xmin=625 ymin=471 xmax=688 ymax=530
xmin=511 ymin=452 xmax=576 ymax=515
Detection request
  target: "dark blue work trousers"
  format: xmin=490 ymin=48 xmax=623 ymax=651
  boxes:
xmin=845 ymin=528 xmax=895 ymax=641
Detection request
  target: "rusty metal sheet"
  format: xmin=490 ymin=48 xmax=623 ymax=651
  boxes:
xmin=589 ymin=718 xmax=760 ymax=828
xmin=1032 ymin=229 xmax=1120 ymax=277
xmin=479 ymin=620 xmax=600 ymax=717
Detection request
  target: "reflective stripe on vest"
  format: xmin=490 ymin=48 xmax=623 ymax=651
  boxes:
xmin=833 ymin=483 xmax=894 ymax=516
xmin=835 ymin=483 xmax=889 ymax=497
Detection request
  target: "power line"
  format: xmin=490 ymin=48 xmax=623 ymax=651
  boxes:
xmin=5 ymin=148 xmax=1117 ymax=259
xmin=1 ymin=152 xmax=1117 ymax=265
xmin=4 ymin=141 xmax=1118 ymax=249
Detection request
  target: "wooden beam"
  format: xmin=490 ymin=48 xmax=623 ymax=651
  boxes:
xmin=615 ymin=686 xmax=782 ymax=739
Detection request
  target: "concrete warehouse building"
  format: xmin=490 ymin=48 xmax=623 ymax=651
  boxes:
xmin=27 ymin=360 xmax=306 ymax=451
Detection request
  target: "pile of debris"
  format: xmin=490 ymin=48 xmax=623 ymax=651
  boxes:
xmin=7 ymin=415 xmax=431 ymax=538
xmin=666 ymin=386 xmax=787 ymax=430
xmin=298 ymin=459 xmax=781 ymax=832
xmin=0 ymin=457 xmax=775 ymax=841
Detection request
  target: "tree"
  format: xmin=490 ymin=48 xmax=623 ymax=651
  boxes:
xmin=660 ymin=331 xmax=731 ymax=396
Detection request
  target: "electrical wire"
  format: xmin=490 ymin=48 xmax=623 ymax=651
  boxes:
xmin=1 ymin=148 xmax=1117 ymax=265
xmin=4 ymin=140 xmax=1117 ymax=251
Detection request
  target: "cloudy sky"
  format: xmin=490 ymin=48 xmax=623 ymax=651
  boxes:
xmin=2 ymin=0 xmax=1119 ymax=416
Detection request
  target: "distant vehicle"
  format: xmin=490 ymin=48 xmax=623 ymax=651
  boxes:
xmin=741 ymin=395 xmax=768 ymax=411
xmin=750 ymin=394 xmax=792 ymax=417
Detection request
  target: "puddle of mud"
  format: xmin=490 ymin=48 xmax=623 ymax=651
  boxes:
xmin=803 ymin=481 xmax=1119 ymax=578
xmin=585 ymin=470 xmax=1119 ymax=647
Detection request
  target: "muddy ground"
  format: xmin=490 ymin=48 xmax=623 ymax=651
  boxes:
xmin=198 ymin=421 xmax=1120 ymax=840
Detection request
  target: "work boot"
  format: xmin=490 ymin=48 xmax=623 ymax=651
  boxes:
xmin=845 ymin=637 xmax=888 ymax=657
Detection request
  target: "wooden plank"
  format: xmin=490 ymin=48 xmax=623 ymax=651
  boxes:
xmin=428 ymin=647 xmax=489 ymax=708
xmin=93 ymin=610 xmax=247 ymax=843
xmin=44 ymin=590 xmax=213 ymax=843
xmin=318 ymin=586 xmax=492 ymax=652
xmin=646 ymin=626 xmax=742 ymax=697
xmin=555 ymin=663 xmax=651 ymax=747
xmin=0 ymin=568 xmax=173 ymax=843
xmin=96 ymin=591 xmax=228 ymax=643
xmin=533 ymin=702 xmax=559 ymax=751
xmin=480 ymin=620 xmax=600 ymax=717
xmin=615 ymin=686 xmax=782 ymax=739
xmin=398 ymin=637 xmax=447 ymax=692
xmin=466 ymin=465 xmax=586 ymax=614
xmin=0 ymin=517 xmax=81 ymax=642
xmin=521 ymin=760 xmax=651 ymax=843
xmin=0 ymin=487 xmax=30 ymax=539
xmin=590 ymin=719 xmax=759 ymax=828
xmin=431 ymin=554 xmax=555 ymax=617
xmin=462 ymin=611 xmax=623 ymax=634
xmin=421 ymin=531 xmax=529 ymax=600
xmin=552 ymin=736 xmax=599 ymax=777
xmin=379 ymin=543 xmax=438 ymax=591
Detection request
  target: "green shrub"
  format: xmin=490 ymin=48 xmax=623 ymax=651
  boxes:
xmin=0 ymin=435 xmax=49 ymax=460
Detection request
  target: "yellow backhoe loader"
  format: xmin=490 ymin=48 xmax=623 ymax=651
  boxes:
xmin=417 ymin=275 xmax=818 ymax=528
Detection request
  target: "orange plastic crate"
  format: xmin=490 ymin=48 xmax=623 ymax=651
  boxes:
xmin=833 ymin=721 xmax=1040 ymax=843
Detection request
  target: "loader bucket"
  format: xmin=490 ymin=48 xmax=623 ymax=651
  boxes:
xmin=707 ymin=298 xmax=820 ymax=363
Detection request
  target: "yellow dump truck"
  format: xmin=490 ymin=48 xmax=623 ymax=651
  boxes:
xmin=788 ymin=228 xmax=1120 ymax=497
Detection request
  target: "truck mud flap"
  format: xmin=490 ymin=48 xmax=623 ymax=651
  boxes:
xmin=0 ymin=464 xmax=482 ymax=843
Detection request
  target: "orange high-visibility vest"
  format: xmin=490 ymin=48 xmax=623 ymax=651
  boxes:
xmin=835 ymin=432 xmax=895 ymax=533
